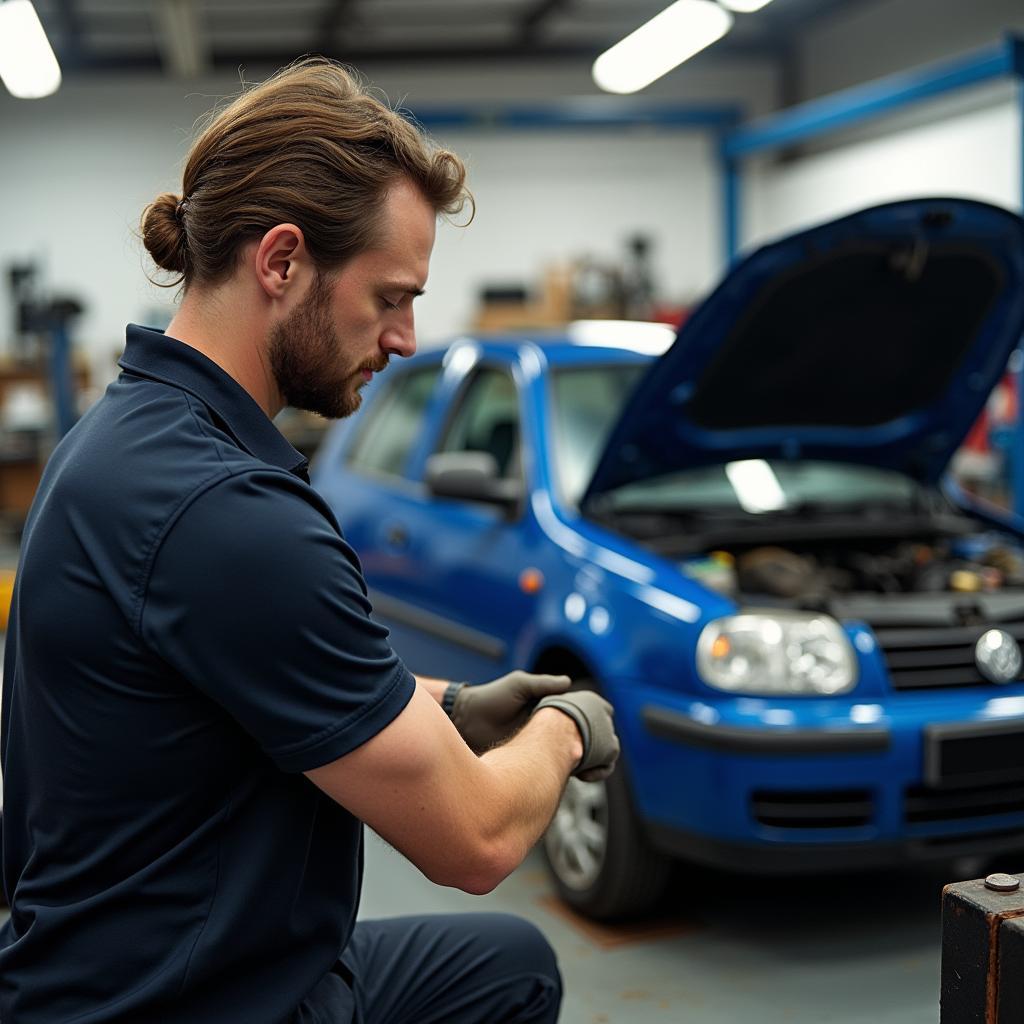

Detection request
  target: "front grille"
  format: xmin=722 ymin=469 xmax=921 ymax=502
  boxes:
xmin=874 ymin=620 xmax=1024 ymax=691
xmin=752 ymin=789 xmax=874 ymax=829
xmin=905 ymin=781 xmax=1024 ymax=824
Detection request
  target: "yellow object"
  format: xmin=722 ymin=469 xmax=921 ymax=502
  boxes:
xmin=0 ymin=569 xmax=15 ymax=630
xmin=950 ymin=570 xmax=982 ymax=593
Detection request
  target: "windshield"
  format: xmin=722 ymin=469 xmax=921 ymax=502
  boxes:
xmin=549 ymin=365 xmax=932 ymax=514
xmin=549 ymin=363 xmax=647 ymax=505
xmin=599 ymin=459 xmax=927 ymax=515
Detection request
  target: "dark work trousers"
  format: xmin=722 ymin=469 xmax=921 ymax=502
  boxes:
xmin=294 ymin=913 xmax=563 ymax=1024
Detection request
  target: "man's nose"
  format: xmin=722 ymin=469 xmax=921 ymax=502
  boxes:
xmin=380 ymin=323 xmax=416 ymax=359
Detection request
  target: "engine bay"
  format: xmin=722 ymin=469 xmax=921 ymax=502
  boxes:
xmin=596 ymin=499 xmax=1024 ymax=616
xmin=677 ymin=535 xmax=1024 ymax=605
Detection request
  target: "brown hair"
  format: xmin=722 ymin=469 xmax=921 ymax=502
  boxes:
xmin=141 ymin=57 xmax=472 ymax=288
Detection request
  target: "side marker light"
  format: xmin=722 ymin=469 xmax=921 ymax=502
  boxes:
xmin=519 ymin=568 xmax=545 ymax=594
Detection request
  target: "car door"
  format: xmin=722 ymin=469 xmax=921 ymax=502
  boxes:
xmin=369 ymin=364 xmax=542 ymax=682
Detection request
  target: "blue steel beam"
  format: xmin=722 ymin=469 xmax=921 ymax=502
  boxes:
xmin=721 ymin=151 xmax=740 ymax=266
xmin=410 ymin=102 xmax=741 ymax=132
xmin=1015 ymin=78 xmax=1024 ymax=516
xmin=723 ymin=35 xmax=1023 ymax=159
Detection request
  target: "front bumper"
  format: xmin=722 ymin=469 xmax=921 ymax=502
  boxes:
xmin=621 ymin=687 xmax=1024 ymax=866
xmin=645 ymin=818 xmax=1024 ymax=875
xmin=643 ymin=705 xmax=890 ymax=755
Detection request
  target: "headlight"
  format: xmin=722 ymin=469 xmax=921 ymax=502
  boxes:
xmin=696 ymin=612 xmax=857 ymax=696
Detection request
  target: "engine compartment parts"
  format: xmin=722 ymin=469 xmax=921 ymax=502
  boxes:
xmin=736 ymin=547 xmax=821 ymax=599
xmin=680 ymin=535 xmax=1024 ymax=603
xmin=678 ymin=551 xmax=736 ymax=595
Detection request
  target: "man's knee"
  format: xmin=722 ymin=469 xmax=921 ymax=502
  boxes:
xmin=480 ymin=914 xmax=562 ymax=1023
xmin=480 ymin=913 xmax=560 ymax=982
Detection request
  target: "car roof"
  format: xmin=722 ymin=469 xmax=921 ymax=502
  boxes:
xmin=415 ymin=329 xmax=664 ymax=369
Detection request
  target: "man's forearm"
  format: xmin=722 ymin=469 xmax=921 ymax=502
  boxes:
xmin=414 ymin=673 xmax=586 ymax=885
xmin=473 ymin=708 xmax=582 ymax=873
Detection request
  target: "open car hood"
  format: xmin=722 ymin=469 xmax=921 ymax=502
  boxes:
xmin=583 ymin=199 xmax=1024 ymax=507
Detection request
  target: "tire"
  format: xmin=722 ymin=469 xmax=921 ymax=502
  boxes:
xmin=541 ymin=684 xmax=672 ymax=921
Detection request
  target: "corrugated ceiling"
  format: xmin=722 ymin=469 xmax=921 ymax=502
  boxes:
xmin=30 ymin=0 xmax=873 ymax=76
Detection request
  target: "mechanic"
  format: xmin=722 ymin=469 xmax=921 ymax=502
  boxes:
xmin=0 ymin=58 xmax=619 ymax=1023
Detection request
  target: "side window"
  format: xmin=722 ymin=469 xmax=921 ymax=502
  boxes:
xmin=347 ymin=365 xmax=441 ymax=477
xmin=438 ymin=368 xmax=521 ymax=480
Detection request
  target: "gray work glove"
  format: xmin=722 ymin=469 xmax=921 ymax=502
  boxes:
xmin=532 ymin=691 xmax=619 ymax=782
xmin=449 ymin=672 xmax=573 ymax=753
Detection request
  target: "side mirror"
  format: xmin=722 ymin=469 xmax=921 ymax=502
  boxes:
xmin=425 ymin=451 xmax=522 ymax=510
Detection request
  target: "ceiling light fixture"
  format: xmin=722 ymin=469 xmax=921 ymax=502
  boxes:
xmin=718 ymin=0 xmax=776 ymax=12
xmin=154 ymin=0 xmax=208 ymax=80
xmin=0 ymin=0 xmax=61 ymax=98
xmin=593 ymin=0 xmax=734 ymax=95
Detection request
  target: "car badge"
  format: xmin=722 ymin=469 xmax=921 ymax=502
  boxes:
xmin=975 ymin=629 xmax=1022 ymax=684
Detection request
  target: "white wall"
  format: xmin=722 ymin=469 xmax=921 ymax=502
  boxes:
xmin=415 ymin=129 xmax=723 ymax=342
xmin=745 ymin=84 xmax=1022 ymax=248
xmin=0 ymin=57 xmax=778 ymax=372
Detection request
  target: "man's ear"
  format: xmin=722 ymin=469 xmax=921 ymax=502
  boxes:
xmin=254 ymin=224 xmax=312 ymax=300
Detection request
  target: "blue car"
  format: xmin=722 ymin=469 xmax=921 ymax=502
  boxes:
xmin=312 ymin=198 xmax=1024 ymax=919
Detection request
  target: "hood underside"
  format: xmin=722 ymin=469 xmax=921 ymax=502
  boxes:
xmin=584 ymin=199 xmax=1024 ymax=504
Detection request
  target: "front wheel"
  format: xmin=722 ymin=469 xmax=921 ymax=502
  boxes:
xmin=542 ymin=756 xmax=672 ymax=921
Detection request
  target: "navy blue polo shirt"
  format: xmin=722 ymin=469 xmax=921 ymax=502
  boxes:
xmin=0 ymin=324 xmax=416 ymax=1022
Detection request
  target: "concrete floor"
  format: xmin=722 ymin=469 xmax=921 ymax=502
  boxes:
xmin=358 ymin=831 xmax=982 ymax=1024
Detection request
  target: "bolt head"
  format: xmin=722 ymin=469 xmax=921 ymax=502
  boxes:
xmin=985 ymin=873 xmax=1021 ymax=892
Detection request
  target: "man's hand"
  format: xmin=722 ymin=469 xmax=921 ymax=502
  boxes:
xmin=532 ymin=691 xmax=619 ymax=782
xmin=450 ymin=671 xmax=572 ymax=753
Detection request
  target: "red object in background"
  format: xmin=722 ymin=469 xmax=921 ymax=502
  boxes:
xmin=651 ymin=304 xmax=688 ymax=329
xmin=963 ymin=371 xmax=1018 ymax=453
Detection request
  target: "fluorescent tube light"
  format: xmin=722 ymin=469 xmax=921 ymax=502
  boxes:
xmin=593 ymin=0 xmax=733 ymax=95
xmin=0 ymin=0 xmax=61 ymax=99
xmin=154 ymin=0 xmax=209 ymax=79
xmin=719 ymin=0 xmax=776 ymax=11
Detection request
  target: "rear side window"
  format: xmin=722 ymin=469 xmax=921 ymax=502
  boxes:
xmin=347 ymin=365 xmax=441 ymax=477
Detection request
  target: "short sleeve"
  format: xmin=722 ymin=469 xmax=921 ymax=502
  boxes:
xmin=140 ymin=470 xmax=415 ymax=772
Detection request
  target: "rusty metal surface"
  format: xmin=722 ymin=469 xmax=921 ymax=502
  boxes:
xmin=942 ymin=872 xmax=1024 ymax=1023
xmin=998 ymin=915 xmax=1024 ymax=1023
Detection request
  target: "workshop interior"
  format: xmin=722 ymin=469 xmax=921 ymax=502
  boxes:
xmin=3 ymin=1 xmax=1024 ymax=1021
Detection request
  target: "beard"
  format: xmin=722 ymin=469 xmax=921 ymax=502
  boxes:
xmin=267 ymin=271 xmax=385 ymax=420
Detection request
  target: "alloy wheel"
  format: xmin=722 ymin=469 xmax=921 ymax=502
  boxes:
xmin=543 ymin=776 xmax=609 ymax=891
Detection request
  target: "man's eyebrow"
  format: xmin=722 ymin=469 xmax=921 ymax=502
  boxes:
xmin=383 ymin=282 xmax=426 ymax=297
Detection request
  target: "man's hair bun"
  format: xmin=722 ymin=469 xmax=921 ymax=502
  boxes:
xmin=140 ymin=192 xmax=189 ymax=283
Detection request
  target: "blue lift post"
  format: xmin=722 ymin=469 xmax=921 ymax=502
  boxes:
xmin=49 ymin=320 xmax=76 ymax=439
xmin=720 ymin=34 xmax=1024 ymax=511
